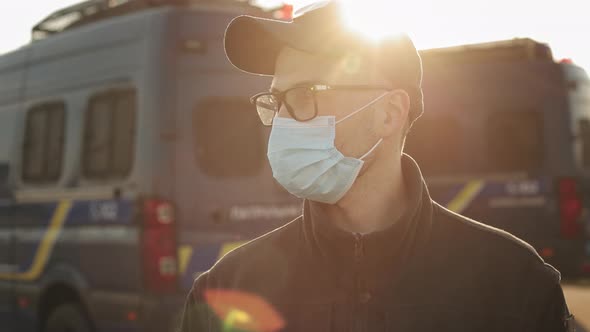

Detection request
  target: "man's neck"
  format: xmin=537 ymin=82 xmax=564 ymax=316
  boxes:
xmin=309 ymin=154 xmax=408 ymax=235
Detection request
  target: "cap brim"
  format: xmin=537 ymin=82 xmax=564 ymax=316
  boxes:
xmin=224 ymin=9 xmax=421 ymax=83
xmin=224 ymin=15 xmax=297 ymax=76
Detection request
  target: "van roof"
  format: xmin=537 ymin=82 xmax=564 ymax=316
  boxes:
xmin=419 ymin=38 xmax=554 ymax=65
xmin=31 ymin=0 xmax=273 ymax=42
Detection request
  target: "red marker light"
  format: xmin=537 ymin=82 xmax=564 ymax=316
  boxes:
xmin=540 ymin=247 xmax=555 ymax=258
xmin=17 ymin=297 xmax=29 ymax=309
xmin=127 ymin=311 xmax=138 ymax=321
xmin=560 ymin=58 xmax=574 ymax=64
xmin=274 ymin=4 xmax=293 ymax=21
xmin=558 ymin=178 xmax=582 ymax=239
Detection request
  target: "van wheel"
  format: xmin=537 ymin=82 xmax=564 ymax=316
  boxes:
xmin=44 ymin=303 xmax=92 ymax=332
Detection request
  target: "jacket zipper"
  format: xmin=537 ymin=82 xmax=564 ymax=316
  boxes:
xmin=353 ymin=233 xmax=366 ymax=332
xmin=354 ymin=233 xmax=364 ymax=263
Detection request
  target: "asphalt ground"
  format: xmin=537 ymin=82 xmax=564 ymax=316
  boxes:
xmin=563 ymin=281 xmax=590 ymax=331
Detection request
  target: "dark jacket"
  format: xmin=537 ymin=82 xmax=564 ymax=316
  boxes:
xmin=179 ymin=154 xmax=574 ymax=332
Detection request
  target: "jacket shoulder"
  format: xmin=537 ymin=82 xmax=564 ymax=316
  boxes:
xmin=196 ymin=215 xmax=304 ymax=289
xmin=431 ymin=201 xmax=560 ymax=281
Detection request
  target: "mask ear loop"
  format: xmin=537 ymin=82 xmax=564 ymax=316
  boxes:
xmin=359 ymin=138 xmax=383 ymax=160
xmin=335 ymin=91 xmax=390 ymax=125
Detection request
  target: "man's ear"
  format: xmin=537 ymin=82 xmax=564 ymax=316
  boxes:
xmin=375 ymin=89 xmax=410 ymax=138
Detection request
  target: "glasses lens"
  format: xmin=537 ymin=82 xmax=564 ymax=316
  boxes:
xmin=285 ymin=87 xmax=316 ymax=121
xmin=254 ymin=94 xmax=278 ymax=126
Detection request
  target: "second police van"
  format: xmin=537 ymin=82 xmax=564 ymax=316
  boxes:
xmin=407 ymin=39 xmax=590 ymax=279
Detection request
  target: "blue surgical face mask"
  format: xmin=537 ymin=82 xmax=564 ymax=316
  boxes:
xmin=267 ymin=92 xmax=388 ymax=204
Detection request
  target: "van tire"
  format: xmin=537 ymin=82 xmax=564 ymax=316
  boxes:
xmin=44 ymin=303 xmax=92 ymax=332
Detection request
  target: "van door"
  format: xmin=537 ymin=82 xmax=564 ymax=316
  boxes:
xmin=0 ymin=44 xmax=28 ymax=331
xmin=0 ymin=154 xmax=15 ymax=331
xmin=163 ymin=11 xmax=301 ymax=290
xmin=173 ymin=91 xmax=300 ymax=289
xmin=169 ymin=78 xmax=300 ymax=286
xmin=0 ymin=97 xmax=21 ymax=332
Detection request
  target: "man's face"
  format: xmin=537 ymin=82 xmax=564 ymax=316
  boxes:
xmin=271 ymin=47 xmax=399 ymax=160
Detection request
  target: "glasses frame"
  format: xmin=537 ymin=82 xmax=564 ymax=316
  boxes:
xmin=250 ymin=84 xmax=391 ymax=125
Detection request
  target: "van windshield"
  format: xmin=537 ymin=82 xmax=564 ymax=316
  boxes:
xmin=405 ymin=110 xmax=544 ymax=177
xmin=402 ymin=59 xmax=574 ymax=178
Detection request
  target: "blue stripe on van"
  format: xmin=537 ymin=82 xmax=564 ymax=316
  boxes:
xmin=68 ymin=199 xmax=134 ymax=225
xmin=180 ymin=244 xmax=220 ymax=288
xmin=435 ymin=178 xmax=551 ymax=214
xmin=2 ymin=199 xmax=135 ymax=280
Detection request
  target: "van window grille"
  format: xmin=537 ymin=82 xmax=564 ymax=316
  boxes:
xmin=22 ymin=102 xmax=66 ymax=183
xmin=83 ymin=88 xmax=136 ymax=179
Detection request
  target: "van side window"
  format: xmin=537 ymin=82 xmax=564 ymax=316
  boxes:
xmin=83 ymin=88 xmax=136 ymax=179
xmin=486 ymin=111 xmax=543 ymax=172
xmin=22 ymin=102 xmax=66 ymax=183
xmin=193 ymin=98 xmax=264 ymax=177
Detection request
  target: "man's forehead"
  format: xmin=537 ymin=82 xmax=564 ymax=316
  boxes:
xmin=271 ymin=47 xmax=386 ymax=90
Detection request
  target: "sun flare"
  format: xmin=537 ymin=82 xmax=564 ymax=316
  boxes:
xmin=338 ymin=0 xmax=410 ymax=41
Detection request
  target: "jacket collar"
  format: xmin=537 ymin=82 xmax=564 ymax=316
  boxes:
xmin=301 ymin=154 xmax=433 ymax=289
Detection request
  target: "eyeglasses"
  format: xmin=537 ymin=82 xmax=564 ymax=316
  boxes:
xmin=250 ymin=84 xmax=391 ymax=126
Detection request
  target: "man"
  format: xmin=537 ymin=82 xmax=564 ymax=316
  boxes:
xmin=180 ymin=2 xmax=574 ymax=331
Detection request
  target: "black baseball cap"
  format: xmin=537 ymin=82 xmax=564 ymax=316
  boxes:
xmin=223 ymin=1 xmax=424 ymax=123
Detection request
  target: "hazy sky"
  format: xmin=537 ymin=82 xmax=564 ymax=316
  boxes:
xmin=0 ymin=0 xmax=588 ymax=70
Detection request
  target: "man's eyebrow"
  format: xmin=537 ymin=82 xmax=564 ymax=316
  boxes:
xmin=270 ymin=80 xmax=329 ymax=93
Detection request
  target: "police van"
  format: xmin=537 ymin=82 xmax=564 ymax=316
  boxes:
xmin=0 ymin=1 xmax=300 ymax=331
xmin=406 ymin=39 xmax=590 ymax=279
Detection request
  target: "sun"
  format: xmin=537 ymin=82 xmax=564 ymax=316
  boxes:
xmin=338 ymin=0 xmax=412 ymax=42
xmin=290 ymin=0 xmax=417 ymax=42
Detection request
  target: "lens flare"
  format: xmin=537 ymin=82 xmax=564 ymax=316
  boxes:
xmin=338 ymin=0 xmax=408 ymax=41
xmin=204 ymin=289 xmax=286 ymax=332
xmin=223 ymin=309 xmax=253 ymax=331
